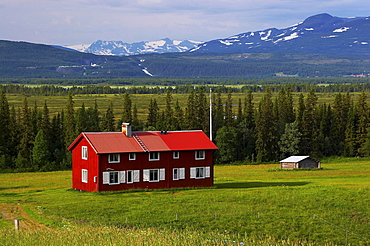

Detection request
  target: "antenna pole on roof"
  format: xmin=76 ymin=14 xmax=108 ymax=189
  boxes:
xmin=210 ymin=88 xmax=213 ymax=141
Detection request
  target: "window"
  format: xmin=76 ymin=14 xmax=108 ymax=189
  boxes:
xmin=109 ymin=154 xmax=120 ymax=163
xmin=150 ymin=169 xmax=159 ymax=182
xmin=103 ymin=171 xmax=126 ymax=185
xmin=109 ymin=171 xmax=119 ymax=184
xmin=195 ymin=150 xmax=205 ymax=160
xmin=82 ymin=146 xmax=88 ymax=160
xmin=190 ymin=166 xmax=211 ymax=179
xmin=127 ymin=170 xmax=133 ymax=184
xmin=143 ymin=169 xmax=165 ymax=182
xmin=126 ymin=170 xmax=140 ymax=184
xmin=149 ymin=152 xmax=160 ymax=161
xmin=129 ymin=153 xmax=136 ymax=160
xmin=82 ymin=169 xmax=88 ymax=183
xmin=173 ymin=168 xmax=185 ymax=180
xmin=173 ymin=168 xmax=178 ymax=180
xmin=173 ymin=151 xmax=179 ymax=159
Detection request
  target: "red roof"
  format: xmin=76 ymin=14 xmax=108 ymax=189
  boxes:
xmin=68 ymin=130 xmax=217 ymax=154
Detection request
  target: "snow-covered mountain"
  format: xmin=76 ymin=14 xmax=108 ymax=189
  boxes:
xmin=66 ymin=38 xmax=202 ymax=56
xmin=190 ymin=13 xmax=370 ymax=56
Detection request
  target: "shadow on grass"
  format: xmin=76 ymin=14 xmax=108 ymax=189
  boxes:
xmin=0 ymin=186 xmax=30 ymax=191
xmin=216 ymin=181 xmax=310 ymax=189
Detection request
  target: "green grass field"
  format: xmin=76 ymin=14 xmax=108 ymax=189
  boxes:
xmin=0 ymin=159 xmax=369 ymax=245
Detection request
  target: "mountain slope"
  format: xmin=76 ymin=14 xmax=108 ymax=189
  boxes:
xmin=190 ymin=13 xmax=370 ymax=56
xmin=0 ymin=40 xmax=145 ymax=78
xmin=67 ymin=38 xmax=202 ymax=56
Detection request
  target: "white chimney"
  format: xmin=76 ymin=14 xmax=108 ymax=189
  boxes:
xmin=122 ymin=123 xmax=132 ymax=137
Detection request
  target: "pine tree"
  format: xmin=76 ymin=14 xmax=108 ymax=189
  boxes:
xmin=118 ymin=92 xmax=132 ymax=129
xmin=173 ymin=99 xmax=184 ymax=130
xmin=102 ymin=101 xmax=115 ymax=132
xmin=224 ymin=89 xmax=234 ymax=127
xmin=255 ymin=88 xmax=277 ymax=162
xmin=279 ymin=121 xmax=302 ymax=158
xmin=64 ymin=93 xmax=76 ymax=145
xmin=86 ymin=100 xmax=100 ymax=131
xmin=32 ymin=130 xmax=52 ymax=171
xmin=164 ymin=89 xmax=174 ymax=130
xmin=357 ymin=91 xmax=368 ymax=155
xmin=75 ymin=103 xmax=88 ymax=134
xmin=147 ymin=99 xmax=159 ymax=129
xmin=195 ymin=87 xmax=208 ymax=132
xmin=300 ymin=89 xmax=318 ymax=155
xmin=185 ymin=91 xmax=197 ymax=129
xmin=0 ymin=90 xmax=10 ymax=157
xmin=17 ymin=97 xmax=34 ymax=169
xmin=215 ymin=126 xmax=238 ymax=164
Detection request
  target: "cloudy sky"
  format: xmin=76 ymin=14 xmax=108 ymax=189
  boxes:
xmin=1 ymin=0 xmax=369 ymax=45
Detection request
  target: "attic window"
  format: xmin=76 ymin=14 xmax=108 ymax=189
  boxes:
xmin=82 ymin=146 xmax=88 ymax=160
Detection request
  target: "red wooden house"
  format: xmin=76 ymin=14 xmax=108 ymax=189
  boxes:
xmin=68 ymin=123 xmax=218 ymax=192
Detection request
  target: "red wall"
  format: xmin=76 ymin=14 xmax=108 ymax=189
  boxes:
xmin=97 ymin=150 xmax=214 ymax=191
xmin=71 ymin=137 xmax=99 ymax=192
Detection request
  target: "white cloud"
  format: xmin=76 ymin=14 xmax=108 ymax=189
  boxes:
xmin=0 ymin=0 xmax=369 ymax=45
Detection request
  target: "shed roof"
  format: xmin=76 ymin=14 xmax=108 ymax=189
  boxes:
xmin=68 ymin=130 xmax=217 ymax=154
xmin=280 ymin=156 xmax=313 ymax=163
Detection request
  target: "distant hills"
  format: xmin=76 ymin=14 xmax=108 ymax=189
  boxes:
xmin=65 ymin=38 xmax=202 ymax=56
xmin=1 ymin=13 xmax=370 ymax=79
xmin=190 ymin=13 xmax=370 ymax=56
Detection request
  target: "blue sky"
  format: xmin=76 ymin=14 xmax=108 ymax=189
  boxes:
xmin=1 ymin=0 xmax=369 ymax=45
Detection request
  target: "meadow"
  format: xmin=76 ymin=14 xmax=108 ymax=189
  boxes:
xmin=0 ymin=159 xmax=369 ymax=245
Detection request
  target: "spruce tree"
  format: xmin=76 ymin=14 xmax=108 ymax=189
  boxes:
xmin=64 ymin=93 xmax=76 ymax=145
xmin=102 ymin=101 xmax=115 ymax=132
xmin=32 ymin=130 xmax=52 ymax=171
xmin=147 ymin=99 xmax=159 ymax=129
xmin=255 ymin=88 xmax=277 ymax=162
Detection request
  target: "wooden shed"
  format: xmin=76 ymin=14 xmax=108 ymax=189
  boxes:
xmin=280 ymin=156 xmax=321 ymax=169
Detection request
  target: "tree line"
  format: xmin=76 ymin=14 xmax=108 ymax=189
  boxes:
xmin=1 ymin=86 xmax=370 ymax=172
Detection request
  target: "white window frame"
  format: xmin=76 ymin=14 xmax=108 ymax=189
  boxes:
xmin=127 ymin=170 xmax=133 ymax=184
xmin=195 ymin=150 xmax=205 ymax=160
xmin=103 ymin=171 xmax=126 ymax=185
xmin=173 ymin=168 xmax=185 ymax=180
xmin=126 ymin=170 xmax=140 ymax=184
xmin=149 ymin=152 xmax=160 ymax=161
xmin=190 ymin=166 xmax=211 ymax=179
xmin=173 ymin=151 xmax=179 ymax=159
xmin=109 ymin=171 xmax=119 ymax=185
xmin=129 ymin=153 xmax=136 ymax=161
xmin=108 ymin=153 xmax=120 ymax=163
xmin=143 ymin=168 xmax=165 ymax=182
xmin=173 ymin=168 xmax=179 ymax=180
xmin=150 ymin=169 xmax=159 ymax=182
xmin=82 ymin=169 xmax=88 ymax=183
xmin=82 ymin=146 xmax=88 ymax=160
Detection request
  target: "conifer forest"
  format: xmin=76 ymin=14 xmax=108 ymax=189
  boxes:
xmin=1 ymin=82 xmax=370 ymax=172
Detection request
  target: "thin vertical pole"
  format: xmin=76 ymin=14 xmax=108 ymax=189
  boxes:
xmin=209 ymin=88 xmax=213 ymax=141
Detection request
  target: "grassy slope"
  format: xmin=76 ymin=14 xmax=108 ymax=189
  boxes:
xmin=0 ymin=160 xmax=370 ymax=245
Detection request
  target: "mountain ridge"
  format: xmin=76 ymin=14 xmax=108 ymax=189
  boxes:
xmin=66 ymin=38 xmax=202 ymax=56
xmin=189 ymin=13 xmax=370 ymax=56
